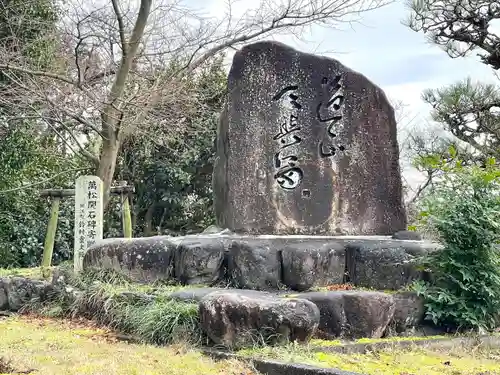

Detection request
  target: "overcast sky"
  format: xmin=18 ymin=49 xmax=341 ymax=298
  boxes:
xmin=202 ymin=0 xmax=499 ymax=190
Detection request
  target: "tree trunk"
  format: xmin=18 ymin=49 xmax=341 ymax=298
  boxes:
xmin=96 ymin=0 xmax=152 ymax=210
xmin=97 ymin=138 xmax=120 ymax=209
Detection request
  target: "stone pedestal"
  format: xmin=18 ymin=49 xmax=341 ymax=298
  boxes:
xmin=84 ymin=234 xmax=434 ymax=292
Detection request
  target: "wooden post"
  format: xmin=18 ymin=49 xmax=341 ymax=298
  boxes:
xmin=119 ymin=181 xmax=133 ymax=238
xmin=41 ymin=197 xmax=60 ymax=268
xmin=39 ymin=183 xmax=135 ymax=270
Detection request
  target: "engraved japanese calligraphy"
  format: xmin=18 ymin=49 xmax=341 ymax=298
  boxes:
xmin=272 ymin=86 xmax=303 ymax=190
xmin=317 ymin=74 xmax=346 ymax=158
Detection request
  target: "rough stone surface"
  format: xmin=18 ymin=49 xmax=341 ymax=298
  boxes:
xmin=84 ymin=236 xmax=226 ymax=285
xmin=1 ymin=277 xmax=55 ymax=311
xmin=84 ymin=237 xmax=176 ymax=283
xmin=51 ymin=266 xmax=74 ymax=288
xmin=227 ymin=239 xmax=282 ymax=290
xmin=199 ymin=290 xmax=320 ymax=349
xmin=0 ymin=282 xmax=8 ymax=310
xmin=202 ymin=225 xmax=232 ymax=235
xmin=392 ymin=230 xmax=423 ymax=241
xmin=213 ymin=40 xmax=407 ymax=235
xmin=84 ymin=234 xmax=438 ymax=291
xmin=172 ymin=237 xmax=225 ymax=285
xmin=206 ymin=351 xmax=363 ymax=375
xmin=280 ymin=241 xmax=345 ymax=291
xmin=251 ymin=359 xmax=362 ymax=375
xmin=345 ymin=240 xmax=434 ymax=290
xmin=390 ymin=291 xmax=425 ymax=333
xmin=168 ymin=287 xmax=284 ymax=303
xmin=297 ymin=291 xmax=395 ymax=339
xmin=169 ymin=288 xmax=226 ymax=302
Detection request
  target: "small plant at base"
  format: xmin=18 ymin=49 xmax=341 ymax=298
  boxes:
xmin=414 ymin=153 xmax=500 ymax=332
xmin=66 ymin=266 xmax=133 ymax=289
xmin=127 ymin=297 xmax=203 ymax=345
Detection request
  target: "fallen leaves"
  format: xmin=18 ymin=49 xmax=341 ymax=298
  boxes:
xmin=16 ymin=314 xmax=120 ymax=344
xmin=0 ymin=357 xmax=35 ymax=374
xmin=325 ymin=284 xmax=355 ymax=291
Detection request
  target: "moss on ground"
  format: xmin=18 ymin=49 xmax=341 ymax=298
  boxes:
xmin=308 ymin=335 xmax=448 ymax=348
xmin=0 ymin=315 xmax=254 ymax=375
xmin=239 ymin=341 xmax=500 ymax=374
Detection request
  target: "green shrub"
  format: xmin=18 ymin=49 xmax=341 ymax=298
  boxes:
xmin=414 ymin=156 xmax=500 ymax=331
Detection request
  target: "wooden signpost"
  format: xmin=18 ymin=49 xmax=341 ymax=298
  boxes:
xmin=40 ymin=179 xmax=134 ymax=272
xmin=74 ymin=176 xmax=104 ymax=272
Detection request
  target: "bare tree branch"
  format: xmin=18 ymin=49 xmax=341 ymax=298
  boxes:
xmin=408 ymin=171 xmax=434 ymax=205
xmin=102 ymin=0 xmax=152 ymax=140
xmin=111 ymin=0 xmax=129 ymax=57
xmin=0 ymin=64 xmax=77 ymax=86
xmin=0 ymin=168 xmax=92 ymax=195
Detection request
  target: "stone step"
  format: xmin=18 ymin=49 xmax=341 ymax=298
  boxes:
xmin=0 ymin=276 xmax=425 ymax=350
xmin=169 ymin=287 xmax=425 ymax=348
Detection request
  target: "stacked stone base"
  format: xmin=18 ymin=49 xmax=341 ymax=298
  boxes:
xmin=0 ymin=234 xmax=439 ymax=350
xmin=79 ymin=233 xmax=439 ymax=348
xmin=83 ymin=234 xmax=438 ymax=291
xmin=174 ymin=287 xmax=426 ymax=349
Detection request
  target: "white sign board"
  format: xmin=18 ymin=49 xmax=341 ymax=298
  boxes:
xmin=74 ymin=175 xmax=103 ymax=272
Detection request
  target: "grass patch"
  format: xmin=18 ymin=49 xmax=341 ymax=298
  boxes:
xmin=25 ymin=280 xmax=205 ymax=346
xmin=308 ymin=334 xmax=494 ymax=348
xmin=0 ymin=315 xmax=253 ymax=375
xmin=239 ymin=341 xmax=500 ymax=374
xmin=353 ymin=335 xmax=447 ymax=344
xmin=12 ymin=266 xmax=214 ymax=346
xmin=52 ymin=264 xmax=215 ymax=295
xmin=1 ymin=266 xmax=232 ymax=347
xmin=0 ymin=267 xmax=49 ymax=280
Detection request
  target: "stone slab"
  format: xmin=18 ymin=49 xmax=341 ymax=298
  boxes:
xmin=200 ymin=290 xmax=320 ymax=349
xmin=204 ymin=350 xmax=364 ymax=375
xmin=345 ymin=240 xmax=437 ymax=290
xmin=297 ymin=291 xmax=395 ymax=339
xmin=168 ymin=287 xmax=283 ymax=303
xmin=390 ymin=291 xmax=425 ymax=333
xmin=83 ymin=237 xmax=176 ymax=283
xmin=213 ymin=40 xmax=407 ymax=235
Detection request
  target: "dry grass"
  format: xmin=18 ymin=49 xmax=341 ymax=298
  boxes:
xmin=0 ymin=315 xmax=255 ymax=375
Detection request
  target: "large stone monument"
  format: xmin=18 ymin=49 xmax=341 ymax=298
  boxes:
xmin=213 ymin=41 xmax=407 ymax=235
xmin=82 ymin=41 xmax=436 ymax=350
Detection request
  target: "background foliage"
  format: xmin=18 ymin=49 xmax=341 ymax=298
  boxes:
xmin=413 ymin=154 xmax=500 ymax=331
xmin=0 ymin=124 xmax=90 ymax=267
